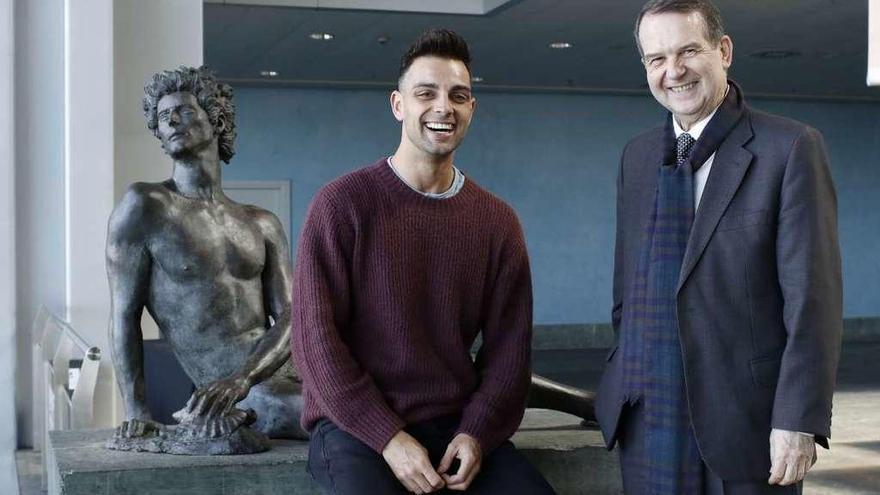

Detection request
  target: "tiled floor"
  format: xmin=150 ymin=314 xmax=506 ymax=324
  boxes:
xmin=17 ymin=342 xmax=880 ymax=494
xmin=800 ymin=341 xmax=880 ymax=494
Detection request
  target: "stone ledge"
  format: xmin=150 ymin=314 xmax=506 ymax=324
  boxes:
xmin=515 ymin=410 xmax=621 ymax=494
xmin=49 ymin=429 xmax=313 ymax=495
xmin=48 ymin=410 xmax=620 ymax=495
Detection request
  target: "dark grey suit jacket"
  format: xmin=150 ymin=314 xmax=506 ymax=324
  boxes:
xmin=595 ymin=105 xmax=843 ymax=481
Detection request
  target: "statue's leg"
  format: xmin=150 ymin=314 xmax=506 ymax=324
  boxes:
xmin=527 ymin=374 xmax=596 ymax=423
xmin=238 ymin=376 xmax=309 ymax=439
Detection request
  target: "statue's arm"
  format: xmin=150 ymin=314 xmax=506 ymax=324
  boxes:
xmin=240 ymin=211 xmax=293 ymax=384
xmin=106 ymin=185 xmax=153 ymax=421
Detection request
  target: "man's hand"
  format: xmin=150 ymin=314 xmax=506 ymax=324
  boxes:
xmin=438 ymin=433 xmax=482 ymax=491
xmin=185 ymin=375 xmax=252 ymax=419
xmin=768 ymin=428 xmax=817 ymax=486
xmin=381 ymin=431 xmax=445 ymax=494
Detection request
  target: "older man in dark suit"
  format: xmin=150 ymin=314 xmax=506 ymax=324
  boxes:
xmin=595 ymin=1 xmax=843 ymax=494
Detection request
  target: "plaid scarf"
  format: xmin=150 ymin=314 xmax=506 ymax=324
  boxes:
xmin=619 ymin=82 xmax=746 ymax=494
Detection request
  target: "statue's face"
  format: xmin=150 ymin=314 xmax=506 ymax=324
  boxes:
xmin=156 ymin=92 xmax=215 ymax=159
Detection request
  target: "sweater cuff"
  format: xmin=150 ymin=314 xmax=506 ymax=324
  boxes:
xmin=346 ymin=407 xmax=406 ymax=454
xmin=456 ymin=402 xmax=504 ymax=454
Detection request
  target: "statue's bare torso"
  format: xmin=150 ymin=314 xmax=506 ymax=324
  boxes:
xmin=140 ymin=182 xmax=284 ymax=384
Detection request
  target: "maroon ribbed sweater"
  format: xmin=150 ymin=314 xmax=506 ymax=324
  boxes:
xmin=291 ymin=158 xmax=533 ymax=454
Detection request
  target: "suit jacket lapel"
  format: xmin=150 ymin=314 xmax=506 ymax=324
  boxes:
xmin=677 ymin=114 xmax=755 ymax=292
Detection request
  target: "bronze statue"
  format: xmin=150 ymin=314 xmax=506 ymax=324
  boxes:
xmin=106 ymin=66 xmax=305 ymax=454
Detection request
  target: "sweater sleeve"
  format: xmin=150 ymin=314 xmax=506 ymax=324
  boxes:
xmin=456 ymin=213 xmax=533 ymax=453
xmin=291 ymin=188 xmax=405 ymax=453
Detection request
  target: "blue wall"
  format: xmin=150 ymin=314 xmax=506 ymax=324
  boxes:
xmin=226 ymin=87 xmax=880 ymax=323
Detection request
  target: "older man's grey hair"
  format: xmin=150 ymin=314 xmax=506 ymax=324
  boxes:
xmin=634 ymin=0 xmax=726 ymax=56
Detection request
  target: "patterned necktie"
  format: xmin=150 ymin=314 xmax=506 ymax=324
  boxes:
xmin=676 ymin=132 xmax=696 ymax=169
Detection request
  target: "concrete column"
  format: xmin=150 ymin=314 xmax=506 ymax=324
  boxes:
xmin=1 ymin=0 xmax=21 ymax=491
xmin=14 ymin=0 xmax=66 ymax=449
xmin=64 ymin=0 xmax=117 ymax=426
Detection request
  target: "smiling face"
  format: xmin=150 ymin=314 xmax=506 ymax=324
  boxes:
xmin=156 ymin=92 xmax=216 ymax=159
xmin=638 ymin=10 xmax=732 ymax=130
xmin=391 ymin=55 xmax=476 ymax=159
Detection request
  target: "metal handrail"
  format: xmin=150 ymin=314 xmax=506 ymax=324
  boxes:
xmin=47 ymin=312 xmax=100 ymax=361
xmin=31 ymin=306 xmax=104 ymax=491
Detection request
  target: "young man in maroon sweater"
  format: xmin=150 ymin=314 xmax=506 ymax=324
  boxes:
xmin=291 ymin=29 xmax=555 ymax=494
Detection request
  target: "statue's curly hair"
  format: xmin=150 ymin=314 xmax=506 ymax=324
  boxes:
xmin=143 ymin=66 xmax=236 ymax=163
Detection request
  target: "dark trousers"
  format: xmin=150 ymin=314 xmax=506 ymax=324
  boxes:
xmin=308 ymin=415 xmax=556 ymax=495
xmin=617 ymin=401 xmax=802 ymax=495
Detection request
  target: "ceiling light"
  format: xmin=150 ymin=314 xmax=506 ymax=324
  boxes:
xmin=260 ymin=70 xmax=279 ymax=77
xmin=310 ymin=32 xmax=335 ymax=41
xmin=550 ymin=42 xmax=572 ymax=49
xmin=472 ymin=76 xmax=484 ymax=83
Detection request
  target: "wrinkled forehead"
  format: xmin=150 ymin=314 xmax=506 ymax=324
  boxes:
xmin=401 ymin=55 xmax=471 ymax=90
xmin=157 ymin=91 xmax=200 ymax=112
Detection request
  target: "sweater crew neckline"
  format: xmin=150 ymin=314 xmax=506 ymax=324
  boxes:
xmin=371 ymin=157 xmax=477 ymax=210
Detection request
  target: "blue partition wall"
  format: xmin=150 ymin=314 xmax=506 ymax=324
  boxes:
xmin=225 ymin=87 xmax=880 ymax=324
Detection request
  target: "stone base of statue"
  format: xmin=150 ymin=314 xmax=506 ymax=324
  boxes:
xmin=48 ymin=409 xmax=621 ymax=495
xmin=105 ymin=408 xmax=270 ymax=456
xmin=105 ymin=424 xmax=270 ymax=456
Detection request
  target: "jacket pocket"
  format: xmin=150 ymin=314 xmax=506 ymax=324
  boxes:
xmin=749 ymin=353 xmax=782 ymax=388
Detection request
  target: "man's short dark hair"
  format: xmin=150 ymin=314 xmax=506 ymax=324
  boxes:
xmin=143 ymin=66 xmax=237 ymax=163
xmin=634 ymin=0 xmax=726 ymax=55
xmin=399 ymin=28 xmax=472 ymax=84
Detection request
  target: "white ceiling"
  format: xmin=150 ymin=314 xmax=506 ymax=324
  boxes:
xmin=204 ymin=0 xmax=880 ymax=100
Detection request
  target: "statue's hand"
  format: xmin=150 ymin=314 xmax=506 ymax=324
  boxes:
xmin=185 ymin=375 xmax=252 ymax=419
xmin=116 ymin=418 xmax=164 ymax=439
xmin=173 ymin=406 xmax=257 ymax=438
xmin=200 ymin=411 xmax=249 ymax=438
